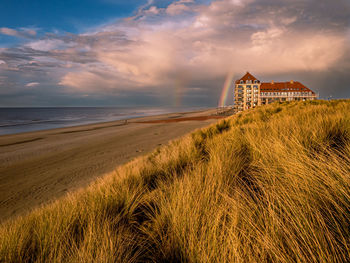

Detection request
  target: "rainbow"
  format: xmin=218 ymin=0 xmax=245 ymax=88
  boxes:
xmin=218 ymin=72 xmax=234 ymax=107
xmin=173 ymin=73 xmax=190 ymax=107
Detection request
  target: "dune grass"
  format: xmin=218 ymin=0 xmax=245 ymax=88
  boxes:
xmin=1 ymin=100 xmax=350 ymax=262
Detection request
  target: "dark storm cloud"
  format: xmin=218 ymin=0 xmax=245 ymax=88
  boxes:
xmin=0 ymin=48 xmax=47 ymax=64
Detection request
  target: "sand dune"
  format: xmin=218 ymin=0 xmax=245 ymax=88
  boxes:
xmin=0 ymin=109 xmax=221 ymax=222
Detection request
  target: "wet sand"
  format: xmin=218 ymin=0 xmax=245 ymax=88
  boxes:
xmin=0 ymin=109 xmax=223 ymax=222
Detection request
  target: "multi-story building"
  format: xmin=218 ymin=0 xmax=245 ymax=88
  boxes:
xmin=234 ymin=72 xmax=317 ymax=112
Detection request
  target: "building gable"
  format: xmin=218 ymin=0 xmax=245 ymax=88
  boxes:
xmin=235 ymin=72 xmax=260 ymax=84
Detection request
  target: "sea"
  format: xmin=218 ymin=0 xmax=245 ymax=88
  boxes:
xmin=0 ymin=106 xmax=205 ymax=135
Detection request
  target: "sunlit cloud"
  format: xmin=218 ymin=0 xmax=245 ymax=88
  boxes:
xmin=166 ymin=0 xmax=194 ymax=15
xmin=57 ymin=0 xmax=349 ymax=95
xmin=25 ymin=82 xmax=40 ymax=87
xmin=0 ymin=27 xmax=18 ymax=37
xmin=0 ymin=27 xmax=37 ymax=38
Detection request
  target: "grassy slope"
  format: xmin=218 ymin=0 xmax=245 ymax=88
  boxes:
xmin=1 ymin=100 xmax=350 ymax=262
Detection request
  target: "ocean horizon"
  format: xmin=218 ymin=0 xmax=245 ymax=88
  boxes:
xmin=0 ymin=106 xmax=207 ymax=135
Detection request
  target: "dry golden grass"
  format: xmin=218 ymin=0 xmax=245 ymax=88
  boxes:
xmin=1 ymin=100 xmax=350 ymax=262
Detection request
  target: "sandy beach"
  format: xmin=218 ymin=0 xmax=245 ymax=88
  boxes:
xmin=0 ymin=108 xmax=222 ymax=223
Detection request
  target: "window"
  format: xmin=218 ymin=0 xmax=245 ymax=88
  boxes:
xmin=240 ymin=80 xmax=244 ymax=84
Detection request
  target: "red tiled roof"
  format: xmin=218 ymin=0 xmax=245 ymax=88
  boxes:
xmin=260 ymin=81 xmax=315 ymax=93
xmin=235 ymin=72 xmax=259 ymax=84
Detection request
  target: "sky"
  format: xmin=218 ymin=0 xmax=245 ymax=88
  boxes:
xmin=0 ymin=0 xmax=349 ymax=107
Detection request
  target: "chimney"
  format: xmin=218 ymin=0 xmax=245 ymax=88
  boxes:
xmin=271 ymin=80 xmax=274 ymax=84
xmin=290 ymin=80 xmax=294 ymax=84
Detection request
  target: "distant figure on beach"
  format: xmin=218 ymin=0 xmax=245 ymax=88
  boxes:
xmin=124 ymin=119 xmax=128 ymax=125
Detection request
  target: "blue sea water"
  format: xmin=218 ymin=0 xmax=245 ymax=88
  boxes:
xmin=0 ymin=107 xmax=203 ymax=135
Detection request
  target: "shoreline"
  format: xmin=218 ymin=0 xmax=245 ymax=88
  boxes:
xmin=0 ymin=107 xmax=213 ymax=136
xmin=0 ymin=108 xmax=223 ymax=223
xmin=0 ymin=108 xmax=218 ymax=138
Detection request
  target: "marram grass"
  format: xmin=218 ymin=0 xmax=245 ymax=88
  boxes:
xmin=1 ymin=100 xmax=350 ymax=262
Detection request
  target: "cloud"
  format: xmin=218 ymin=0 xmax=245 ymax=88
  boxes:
xmin=166 ymin=0 xmax=194 ymax=15
xmin=20 ymin=28 xmax=37 ymax=36
xmin=59 ymin=0 xmax=349 ymax=93
xmin=25 ymin=39 xmax=76 ymax=51
xmin=0 ymin=27 xmax=37 ymax=38
xmin=25 ymin=82 xmax=40 ymax=87
xmin=145 ymin=6 xmax=160 ymax=15
xmin=0 ymin=27 xmax=18 ymax=36
xmin=1 ymin=0 xmax=350 ymax=106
